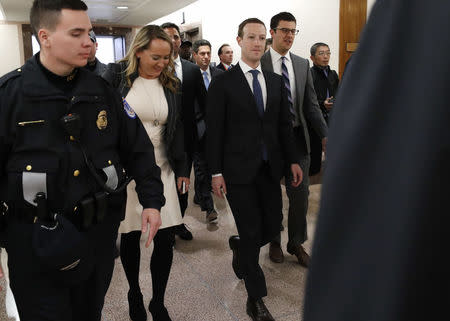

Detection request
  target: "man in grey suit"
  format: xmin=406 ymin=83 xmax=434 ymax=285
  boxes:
xmin=261 ymin=12 xmax=328 ymax=267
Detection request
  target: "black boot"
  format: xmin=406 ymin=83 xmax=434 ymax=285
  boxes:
xmin=148 ymin=300 xmax=172 ymax=321
xmin=128 ymin=290 xmax=147 ymax=321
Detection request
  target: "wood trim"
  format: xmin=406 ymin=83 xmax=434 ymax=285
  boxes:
xmin=339 ymin=0 xmax=367 ymax=78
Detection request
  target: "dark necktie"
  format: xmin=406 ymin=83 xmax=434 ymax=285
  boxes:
xmin=281 ymin=56 xmax=296 ymax=123
xmin=323 ymin=68 xmax=330 ymax=98
xmin=249 ymin=70 xmax=264 ymax=118
xmin=249 ymin=69 xmax=267 ymax=161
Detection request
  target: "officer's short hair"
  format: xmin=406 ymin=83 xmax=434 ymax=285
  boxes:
xmin=192 ymin=39 xmax=211 ymax=54
xmin=30 ymin=0 xmax=88 ymax=42
xmin=310 ymin=42 xmax=329 ymax=56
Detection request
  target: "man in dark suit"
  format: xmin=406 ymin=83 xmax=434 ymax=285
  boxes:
xmin=162 ymin=22 xmax=207 ymax=240
xmin=261 ymin=12 xmax=328 ymax=267
xmin=304 ymin=1 xmax=450 ymax=320
xmin=309 ymin=42 xmax=339 ymax=175
xmin=206 ymin=18 xmax=302 ymax=321
xmin=216 ymin=44 xmax=234 ymax=71
xmin=191 ymin=39 xmax=223 ymax=223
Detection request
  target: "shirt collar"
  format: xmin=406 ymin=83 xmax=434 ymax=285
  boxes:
xmin=270 ymin=47 xmax=291 ymax=63
xmin=239 ymin=59 xmax=263 ymax=74
xmin=201 ymin=66 xmax=211 ymax=77
xmin=174 ymin=55 xmax=181 ymax=66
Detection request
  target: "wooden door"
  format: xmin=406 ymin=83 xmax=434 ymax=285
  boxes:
xmin=339 ymin=0 xmax=367 ymax=78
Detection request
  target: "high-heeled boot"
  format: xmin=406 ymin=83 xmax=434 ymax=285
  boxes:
xmin=148 ymin=300 xmax=172 ymax=321
xmin=128 ymin=290 xmax=147 ymax=321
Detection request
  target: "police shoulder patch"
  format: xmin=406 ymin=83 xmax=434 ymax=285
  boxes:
xmin=122 ymin=97 xmax=136 ymax=119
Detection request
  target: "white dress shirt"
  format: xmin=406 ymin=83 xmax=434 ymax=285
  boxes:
xmin=238 ymin=59 xmax=267 ymax=110
xmin=200 ymin=66 xmax=211 ymax=83
xmin=174 ymin=55 xmax=183 ymax=83
xmin=269 ymin=47 xmax=297 ymax=113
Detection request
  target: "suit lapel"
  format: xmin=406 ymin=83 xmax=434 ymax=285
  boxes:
xmin=261 ymin=51 xmax=274 ymax=73
xmin=262 ymin=71 xmax=276 ymax=117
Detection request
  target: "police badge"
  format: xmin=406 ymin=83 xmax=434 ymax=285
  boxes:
xmin=96 ymin=110 xmax=108 ymax=130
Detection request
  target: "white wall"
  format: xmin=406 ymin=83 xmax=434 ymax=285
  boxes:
xmin=0 ymin=23 xmax=23 ymax=77
xmin=151 ymin=0 xmax=340 ymax=70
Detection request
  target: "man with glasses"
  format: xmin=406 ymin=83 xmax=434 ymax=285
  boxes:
xmin=261 ymin=11 xmax=328 ymax=267
xmin=309 ymin=42 xmax=339 ymax=175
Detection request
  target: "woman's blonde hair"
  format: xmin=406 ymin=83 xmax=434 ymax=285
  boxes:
xmin=120 ymin=25 xmax=178 ymax=92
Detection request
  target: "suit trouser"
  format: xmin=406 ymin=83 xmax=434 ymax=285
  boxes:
xmin=273 ymin=154 xmax=310 ymax=251
xmin=5 ymin=213 xmax=120 ymax=321
xmin=226 ymin=164 xmax=283 ymax=299
xmin=192 ymin=151 xmax=214 ymax=212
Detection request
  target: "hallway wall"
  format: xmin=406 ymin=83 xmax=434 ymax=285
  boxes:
xmin=150 ymin=0 xmax=341 ymax=70
xmin=0 ymin=23 xmax=23 ymax=76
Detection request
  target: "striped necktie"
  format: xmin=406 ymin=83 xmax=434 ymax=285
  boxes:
xmin=281 ymin=56 xmax=296 ymax=124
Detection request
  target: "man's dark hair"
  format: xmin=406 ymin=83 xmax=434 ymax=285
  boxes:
xmin=310 ymin=42 xmax=329 ymax=56
xmin=30 ymin=0 xmax=88 ymax=39
xmin=180 ymin=40 xmax=192 ymax=48
xmin=265 ymin=38 xmax=272 ymax=46
xmin=270 ymin=11 xmax=296 ymax=30
xmin=160 ymin=22 xmax=181 ymax=35
xmin=218 ymin=43 xmax=230 ymax=56
xmin=238 ymin=18 xmax=266 ymax=38
xmin=192 ymin=39 xmax=211 ymax=53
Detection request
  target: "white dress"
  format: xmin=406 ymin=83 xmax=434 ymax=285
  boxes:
xmin=119 ymin=77 xmax=183 ymax=233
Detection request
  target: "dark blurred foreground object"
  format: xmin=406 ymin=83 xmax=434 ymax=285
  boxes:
xmin=303 ymin=1 xmax=450 ymax=321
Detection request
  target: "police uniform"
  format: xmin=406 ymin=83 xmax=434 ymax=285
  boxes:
xmin=0 ymin=53 xmax=165 ymax=321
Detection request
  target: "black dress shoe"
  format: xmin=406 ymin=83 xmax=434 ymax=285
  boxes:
xmin=246 ymin=298 xmax=275 ymax=321
xmin=228 ymin=235 xmax=243 ymax=279
xmin=128 ymin=290 xmax=147 ymax=321
xmin=148 ymin=300 xmax=172 ymax=321
xmin=175 ymin=224 xmax=193 ymax=240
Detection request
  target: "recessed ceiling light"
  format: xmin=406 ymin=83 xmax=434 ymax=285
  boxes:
xmin=117 ymin=6 xmax=128 ymax=10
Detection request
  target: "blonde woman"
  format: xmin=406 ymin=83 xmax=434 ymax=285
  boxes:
xmin=103 ymin=25 xmax=189 ymax=321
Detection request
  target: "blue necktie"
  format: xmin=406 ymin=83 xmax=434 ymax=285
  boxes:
xmin=281 ymin=56 xmax=296 ymax=124
xmin=249 ymin=69 xmax=267 ymax=161
xmin=203 ymin=71 xmax=210 ymax=90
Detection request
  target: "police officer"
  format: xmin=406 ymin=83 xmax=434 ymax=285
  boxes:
xmin=0 ymin=1 xmax=165 ymax=320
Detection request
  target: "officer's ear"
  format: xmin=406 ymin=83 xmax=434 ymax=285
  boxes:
xmin=38 ymin=29 xmax=51 ymax=48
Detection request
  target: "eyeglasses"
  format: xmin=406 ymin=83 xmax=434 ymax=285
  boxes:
xmin=274 ymin=28 xmax=299 ymax=35
xmin=318 ymin=51 xmax=331 ymax=56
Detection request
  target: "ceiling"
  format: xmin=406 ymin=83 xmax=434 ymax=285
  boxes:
xmin=0 ymin=0 xmax=198 ymax=26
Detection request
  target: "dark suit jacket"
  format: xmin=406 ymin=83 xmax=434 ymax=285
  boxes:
xmin=216 ymin=62 xmax=233 ymax=71
xmin=180 ymin=58 xmax=207 ymax=155
xmin=310 ymin=65 xmax=340 ymax=123
xmin=261 ymin=51 xmax=327 ymax=155
xmin=206 ymin=63 xmax=298 ymax=184
xmin=303 ymin=1 xmax=450 ymax=321
xmin=195 ymin=66 xmax=223 ymax=147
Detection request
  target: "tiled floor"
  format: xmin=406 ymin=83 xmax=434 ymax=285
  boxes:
xmin=0 ymin=183 xmax=322 ymax=321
